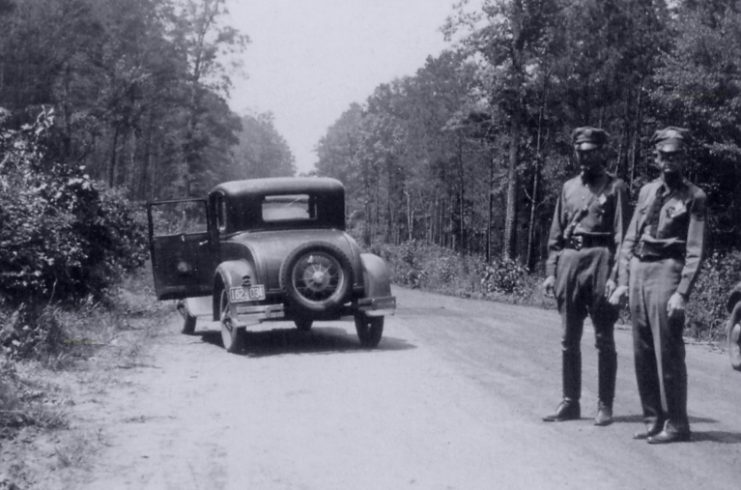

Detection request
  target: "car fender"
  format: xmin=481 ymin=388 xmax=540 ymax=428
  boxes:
xmin=728 ymin=281 xmax=741 ymax=313
xmin=212 ymin=260 xmax=257 ymax=320
xmin=359 ymin=253 xmax=392 ymax=298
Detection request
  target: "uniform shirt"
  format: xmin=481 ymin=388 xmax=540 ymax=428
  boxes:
xmin=617 ymin=177 xmax=707 ymax=298
xmin=545 ymin=171 xmax=629 ymax=280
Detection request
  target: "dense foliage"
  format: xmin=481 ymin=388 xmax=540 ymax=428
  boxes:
xmin=316 ymin=0 xmax=741 ymax=269
xmin=0 ymin=108 xmax=147 ymax=303
xmin=375 ymin=240 xmax=541 ymax=305
xmin=0 ymin=0 xmax=294 ymax=201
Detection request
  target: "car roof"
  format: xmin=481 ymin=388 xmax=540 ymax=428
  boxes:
xmin=210 ymin=177 xmax=344 ymax=199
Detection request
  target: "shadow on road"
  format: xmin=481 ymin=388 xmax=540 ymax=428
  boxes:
xmin=614 ymin=414 xmax=719 ymax=425
xmin=691 ymin=431 xmax=741 ymax=444
xmin=611 ymin=414 xmax=645 ymax=424
xmin=197 ymin=325 xmax=415 ymax=357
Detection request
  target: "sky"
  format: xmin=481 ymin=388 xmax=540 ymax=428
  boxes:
xmin=225 ymin=0 xmax=459 ymax=175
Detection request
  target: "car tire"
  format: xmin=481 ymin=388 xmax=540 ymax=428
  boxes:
xmin=294 ymin=318 xmax=313 ymax=332
xmin=355 ymin=313 xmax=383 ymax=348
xmin=728 ymin=301 xmax=741 ymax=371
xmin=219 ymin=289 xmax=244 ymax=354
xmin=280 ymin=242 xmax=353 ymax=315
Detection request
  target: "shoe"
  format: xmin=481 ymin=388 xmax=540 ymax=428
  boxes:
xmin=542 ymin=400 xmax=580 ymax=422
xmin=647 ymin=429 xmax=691 ymax=444
xmin=632 ymin=421 xmax=664 ymax=440
xmin=594 ymin=402 xmax=613 ymax=426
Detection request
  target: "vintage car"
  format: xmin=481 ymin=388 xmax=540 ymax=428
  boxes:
xmin=147 ymin=177 xmax=396 ymax=353
xmin=727 ymin=281 xmax=741 ymax=371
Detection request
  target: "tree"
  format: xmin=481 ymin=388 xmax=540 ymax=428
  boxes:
xmin=652 ymin=0 xmax=741 ymax=248
xmin=445 ymin=0 xmax=564 ymax=259
xmin=231 ymin=112 xmax=296 ymax=179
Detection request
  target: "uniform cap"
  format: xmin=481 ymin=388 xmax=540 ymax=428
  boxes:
xmin=572 ymin=127 xmax=608 ymax=150
xmin=652 ymin=126 xmax=689 ymax=153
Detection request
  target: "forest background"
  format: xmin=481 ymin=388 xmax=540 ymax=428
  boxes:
xmin=2 ymin=0 xmax=741 ymax=356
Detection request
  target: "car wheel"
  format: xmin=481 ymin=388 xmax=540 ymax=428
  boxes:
xmin=219 ymin=289 xmax=244 ymax=354
xmin=281 ymin=242 xmax=352 ymax=315
xmin=728 ymin=302 xmax=741 ymax=371
xmin=355 ymin=313 xmax=383 ymax=348
xmin=294 ymin=318 xmax=313 ymax=332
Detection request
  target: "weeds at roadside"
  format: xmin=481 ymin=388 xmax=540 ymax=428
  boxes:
xmin=377 ymin=240 xmax=739 ymax=341
xmin=0 ymin=266 xmax=171 ymax=488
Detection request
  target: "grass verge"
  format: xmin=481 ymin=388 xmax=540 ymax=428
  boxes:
xmin=0 ymin=266 xmax=171 ymax=489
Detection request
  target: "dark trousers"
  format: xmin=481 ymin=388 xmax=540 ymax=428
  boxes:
xmin=629 ymin=257 xmax=689 ymax=432
xmin=555 ymin=247 xmax=618 ymax=404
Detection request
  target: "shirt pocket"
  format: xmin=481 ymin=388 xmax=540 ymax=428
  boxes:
xmin=659 ymin=199 xmax=688 ymax=235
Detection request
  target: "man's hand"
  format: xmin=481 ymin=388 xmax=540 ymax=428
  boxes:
xmin=608 ymin=285 xmax=628 ymax=306
xmin=604 ymin=279 xmax=617 ymax=298
xmin=543 ymin=275 xmax=556 ymax=298
xmin=667 ymin=292 xmax=686 ymax=319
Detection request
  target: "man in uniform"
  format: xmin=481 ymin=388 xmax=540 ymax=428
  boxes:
xmin=542 ymin=127 xmax=629 ymax=426
xmin=609 ymin=127 xmax=706 ymax=444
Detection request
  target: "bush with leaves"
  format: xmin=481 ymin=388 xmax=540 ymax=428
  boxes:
xmin=373 ymin=239 xmax=538 ymax=303
xmin=0 ymin=108 xmax=147 ymax=304
xmin=685 ymin=250 xmax=741 ymax=340
xmin=480 ymin=257 xmax=530 ymax=298
xmin=0 ymin=108 xmax=148 ymax=358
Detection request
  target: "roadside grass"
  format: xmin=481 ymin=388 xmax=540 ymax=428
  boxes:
xmin=377 ymin=240 xmax=738 ymax=341
xmin=0 ymin=266 xmax=171 ymax=488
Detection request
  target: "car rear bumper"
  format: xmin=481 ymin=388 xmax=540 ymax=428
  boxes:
xmin=229 ymin=295 xmax=396 ymax=325
xmin=357 ymin=295 xmax=396 ymax=317
xmin=233 ymin=303 xmax=285 ymax=325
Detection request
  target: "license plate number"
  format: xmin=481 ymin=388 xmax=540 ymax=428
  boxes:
xmin=229 ymin=285 xmax=265 ymax=303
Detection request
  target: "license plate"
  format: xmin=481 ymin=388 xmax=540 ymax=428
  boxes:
xmin=228 ymin=285 xmax=265 ymax=303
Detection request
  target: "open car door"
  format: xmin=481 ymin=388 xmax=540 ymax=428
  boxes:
xmin=147 ymin=198 xmax=215 ymax=300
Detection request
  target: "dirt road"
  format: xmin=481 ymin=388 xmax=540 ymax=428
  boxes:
xmin=55 ymin=287 xmax=741 ymax=489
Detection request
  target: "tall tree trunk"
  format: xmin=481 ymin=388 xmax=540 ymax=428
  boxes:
xmin=629 ymin=85 xmax=644 ymax=188
xmin=405 ymin=190 xmax=413 ymax=241
xmin=526 ymin=75 xmax=548 ymax=270
xmin=503 ymin=117 xmax=519 ymax=259
xmin=108 ymin=126 xmax=120 ymax=188
xmin=486 ymin=150 xmax=494 ymax=263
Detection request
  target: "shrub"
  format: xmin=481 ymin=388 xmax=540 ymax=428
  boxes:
xmin=686 ymin=250 xmax=741 ymax=340
xmin=0 ymin=108 xmax=147 ymax=304
xmin=0 ymin=108 xmax=148 ymax=358
xmin=480 ymin=256 xmax=530 ymax=297
xmin=375 ymin=240 xmax=538 ymax=303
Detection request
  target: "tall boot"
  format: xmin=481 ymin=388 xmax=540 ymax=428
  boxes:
xmin=563 ymin=350 xmax=582 ymax=403
xmin=543 ymin=351 xmax=581 ymax=422
xmin=595 ymin=350 xmax=617 ymax=426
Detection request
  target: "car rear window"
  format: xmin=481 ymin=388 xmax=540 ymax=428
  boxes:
xmin=261 ymin=194 xmax=316 ymax=222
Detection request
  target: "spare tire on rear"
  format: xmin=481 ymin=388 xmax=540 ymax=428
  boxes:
xmin=728 ymin=301 xmax=741 ymax=371
xmin=280 ymin=241 xmax=353 ymax=315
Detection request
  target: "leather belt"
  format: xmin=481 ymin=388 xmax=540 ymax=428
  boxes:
xmin=635 ymin=240 xmax=684 ymax=262
xmin=564 ymin=235 xmax=612 ymax=250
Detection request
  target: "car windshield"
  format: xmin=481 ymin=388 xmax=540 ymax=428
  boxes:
xmin=261 ymin=194 xmax=316 ymax=222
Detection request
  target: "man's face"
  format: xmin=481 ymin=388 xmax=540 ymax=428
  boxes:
xmin=575 ymin=147 xmax=604 ymax=176
xmin=656 ymin=150 xmax=685 ymax=175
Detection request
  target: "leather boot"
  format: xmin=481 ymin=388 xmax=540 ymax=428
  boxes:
xmin=543 ymin=352 xmax=581 ymax=422
xmin=597 ymin=351 xmax=617 ymax=409
xmin=595 ymin=351 xmax=616 ymax=426
xmin=563 ymin=350 xmax=581 ymax=403
xmin=594 ymin=401 xmax=613 ymax=426
xmin=647 ymin=421 xmax=691 ymax=444
xmin=542 ymin=399 xmax=581 ymax=422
